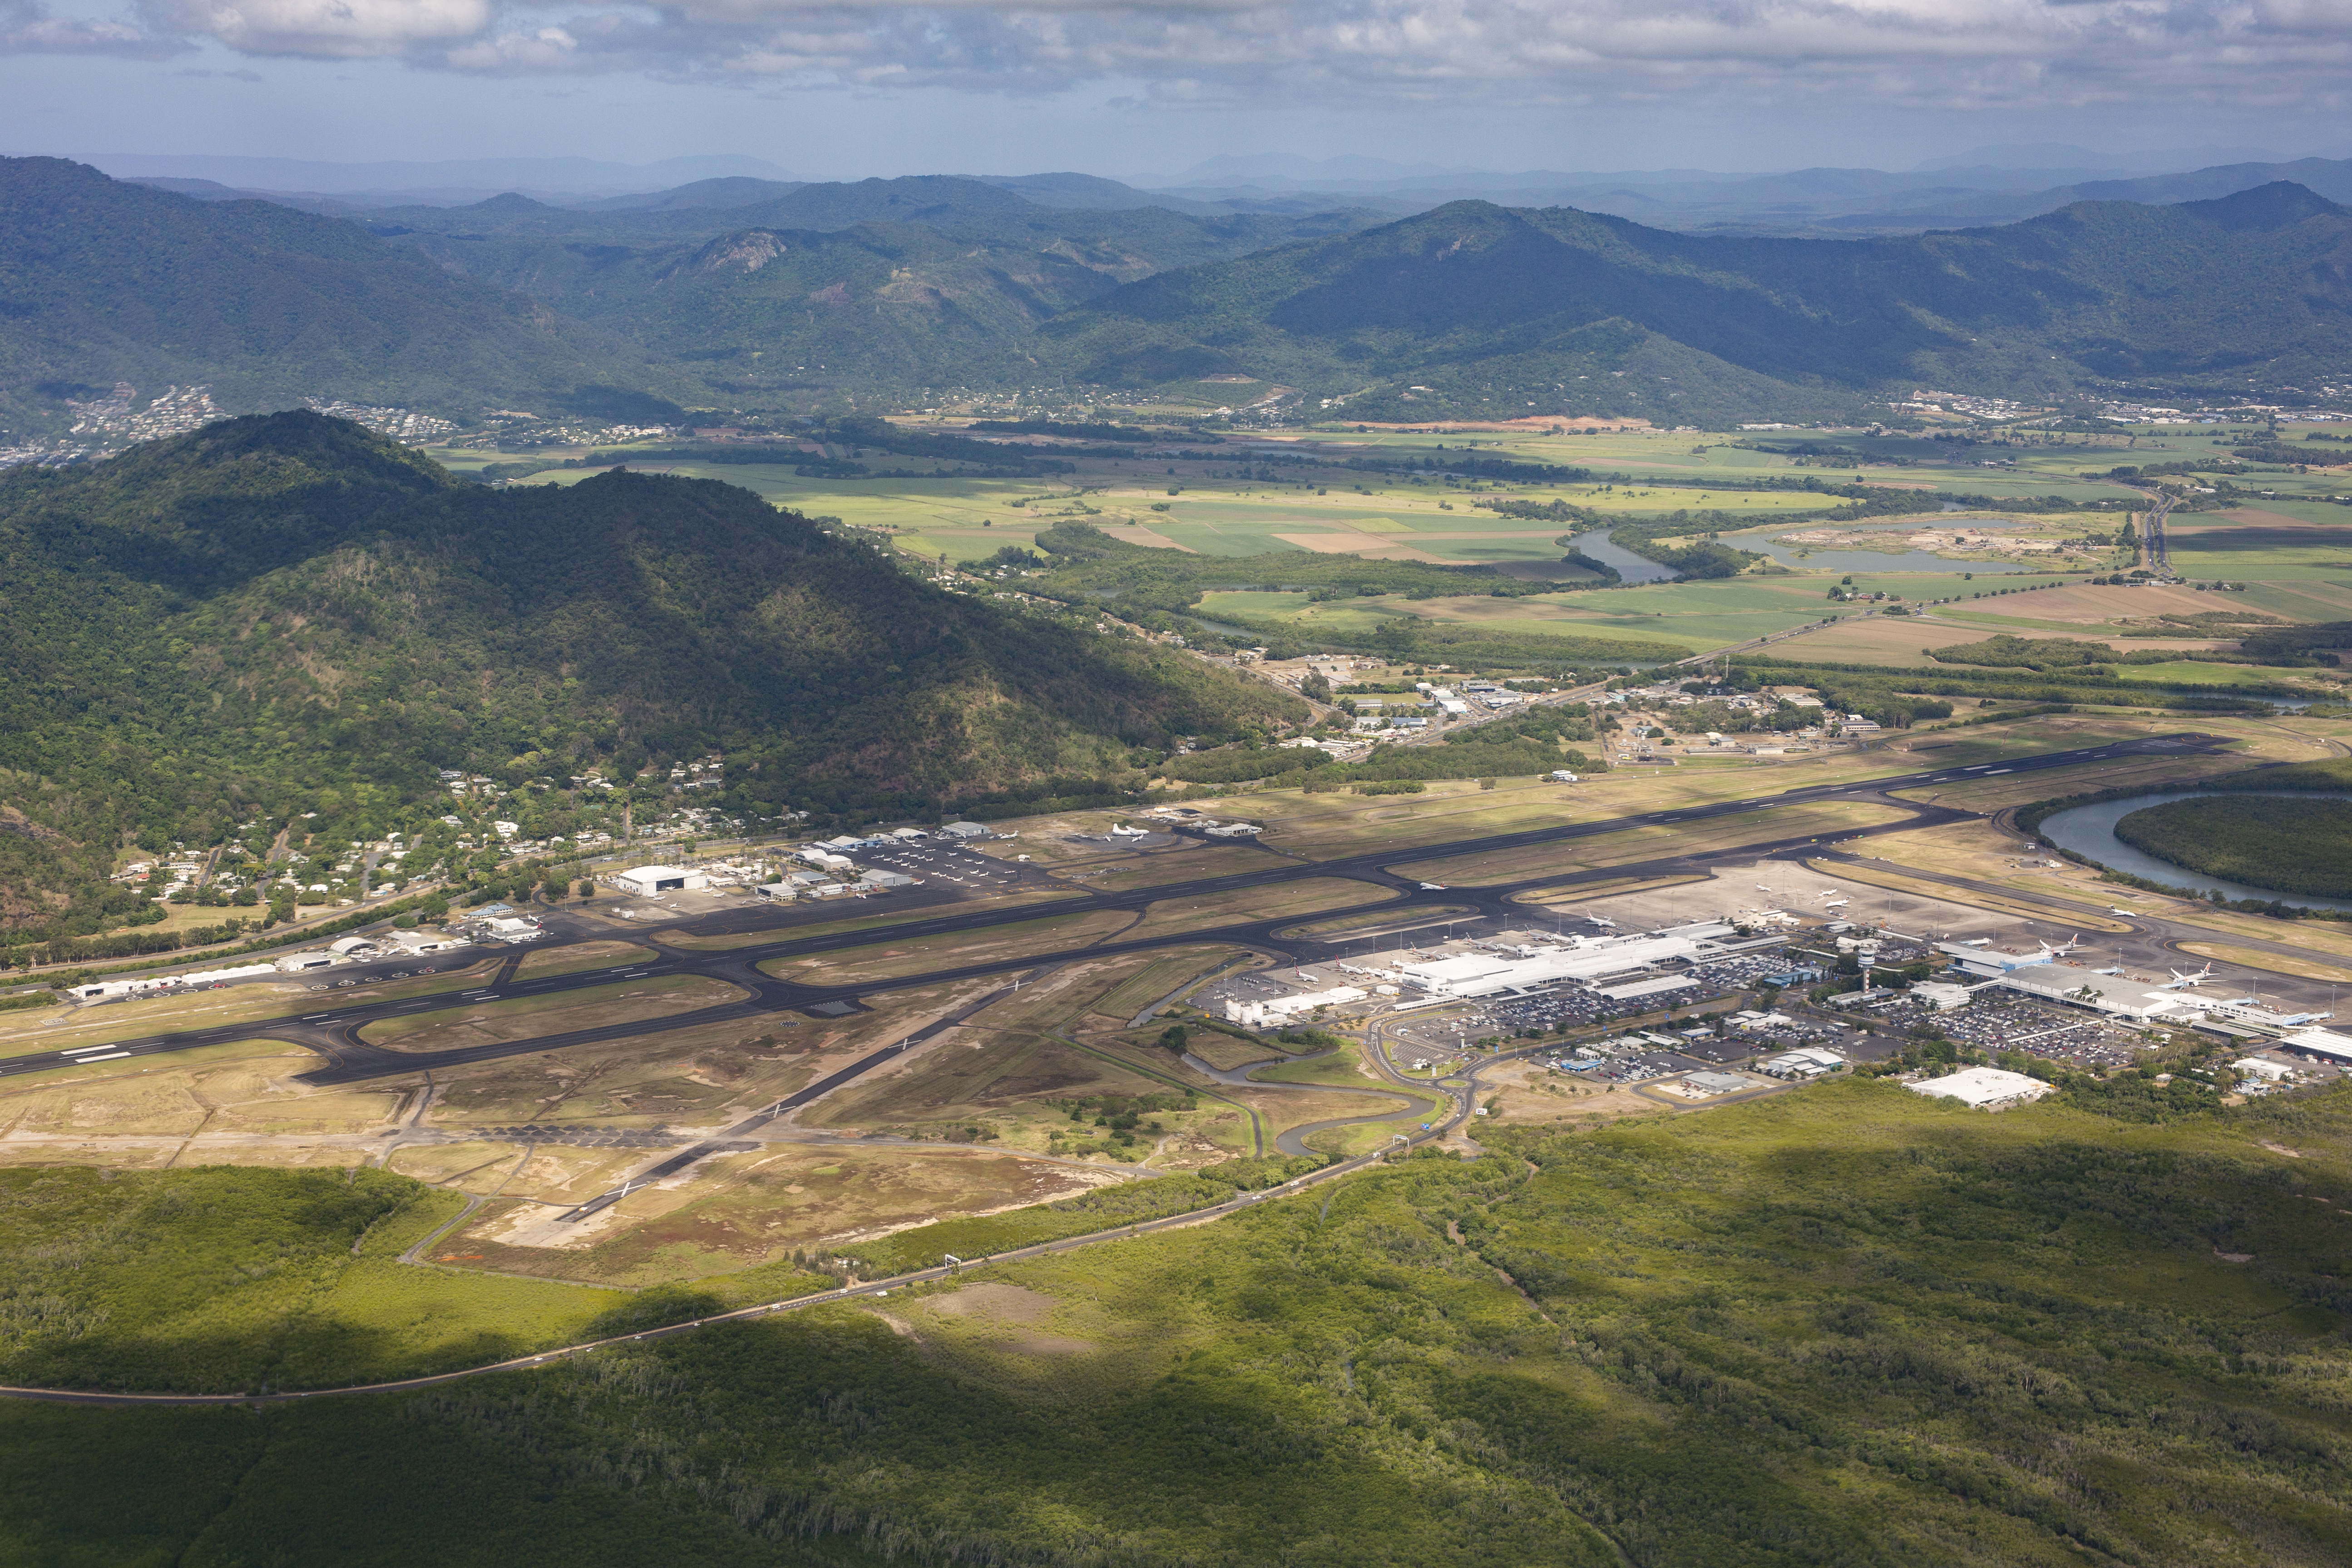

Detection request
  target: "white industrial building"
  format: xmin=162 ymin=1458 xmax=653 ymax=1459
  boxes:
xmin=1991 ymin=965 xmax=2189 ymax=1022
xmin=1390 ymin=924 xmax=1734 ymax=999
xmin=1226 ymin=985 xmax=1368 ymax=1028
xmin=2280 ymin=1027 xmax=2352 ymax=1064
xmin=613 ymin=865 xmax=708 ymax=896
xmin=939 ymin=821 xmax=991 ymax=838
xmin=1759 ymin=1046 xmax=1845 ymax=1079
xmin=795 ymin=848 xmax=856 ymax=872
xmin=69 ymin=962 xmax=276 ymax=1000
xmin=1907 ymin=1066 xmax=2055 ymax=1110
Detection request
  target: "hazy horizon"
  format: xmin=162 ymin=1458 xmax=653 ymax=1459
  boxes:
xmin=7 ymin=1 xmax=2352 ymax=188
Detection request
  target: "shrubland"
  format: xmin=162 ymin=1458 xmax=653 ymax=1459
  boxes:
xmin=2 ymin=1078 xmax=2347 ymax=1564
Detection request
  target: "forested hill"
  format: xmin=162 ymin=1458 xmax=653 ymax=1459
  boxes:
xmin=1041 ymin=182 xmax=2352 ymax=422
xmin=0 ymin=157 xmax=679 ymax=440
xmin=0 ymin=413 xmax=1300 ymax=939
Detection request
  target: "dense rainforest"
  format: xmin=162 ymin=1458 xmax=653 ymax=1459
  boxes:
xmin=0 ymin=413 xmax=1301 ymax=940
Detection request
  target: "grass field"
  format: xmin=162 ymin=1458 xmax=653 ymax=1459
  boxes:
xmin=357 ymin=975 xmax=748 ymax=1050
xmin=1125 ymin=877 xmax=1395 ymax=940
xmin=0 ymin=959 xmax=503 ymax=1059
xmin=514 ymin=940 xmax=657 ymax=977
xmin=655 ymin=888 xmax=1084 ymax=951
xmin=757 ymin=909 xmax=1138 ymax=984
xmin=1403 ymin=799 xmax=1912 ymax=884
xmin=2178 ymin=941 xmax=2352 ymax=984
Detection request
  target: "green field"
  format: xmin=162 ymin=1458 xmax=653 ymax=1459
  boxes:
xmin=2111 ymin=660 xmax=2317 ymax=686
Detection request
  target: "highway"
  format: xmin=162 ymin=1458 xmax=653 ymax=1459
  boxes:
xmin=0 ymin=736 xmax=2225 ymax=1093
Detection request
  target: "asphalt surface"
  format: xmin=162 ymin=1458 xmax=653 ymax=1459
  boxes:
xmin=2 ymin=736 xmax=2227 ymax=1091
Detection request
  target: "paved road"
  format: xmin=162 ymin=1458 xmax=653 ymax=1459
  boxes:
xmin=1181 ymin=1044 xmax=1443 ymax=1157
xmin=1 ymin=736 xmax=2221 ymax=1090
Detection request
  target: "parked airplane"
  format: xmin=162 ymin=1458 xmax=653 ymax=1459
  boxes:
xmin=1110 ymin=824 xmax=1147 ymax=838
xmin=2163 ymin=964 xmax=2217 ymax=989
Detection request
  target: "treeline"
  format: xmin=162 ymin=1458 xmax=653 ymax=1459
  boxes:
xmin=1730 ymin=654 xmax=2292 ymax=712
xmin=2112 ymin=796 xmax=2352 ymax=899
xmin=1344 ymin=452 xmax=1595 ymax=484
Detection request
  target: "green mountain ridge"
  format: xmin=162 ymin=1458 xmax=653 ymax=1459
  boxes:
xmin=10 ymin=160 xmax=2349 ymax=432
xmin=0 ymin=413 xmax=1300 ymax=940
xmin=1041 ymin=182 xmax=2352 ymax=419
xmin=0 ymin=157 xmax=681 ymax=440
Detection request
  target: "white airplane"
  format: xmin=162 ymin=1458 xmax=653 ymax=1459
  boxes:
xmin=2163 ymin=964 xmax=2216 ymax=989
xmin=1821 ymin=898 xmax=1849 ymax=910
xmin=1419 ymin=881 xmax=1446 ymax=891
xmin=2109 ymin=907 xmax=2135 ymax=916
xmin=2028 ymin=933 xmax=2085 ymax=960
xmin=1110 ymin=824 xmax=1148 ymax=838
xmin=1587 ymin=915 xmax=1616 ymax=927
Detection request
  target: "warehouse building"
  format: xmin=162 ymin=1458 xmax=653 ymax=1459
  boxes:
xmin=1907 ymin=1066 xmax=2055 ymax=1110
xmin=614 ymin=865 xmax=708 ymax=896
xmin=1225 ymin=985 xmax=1368 ymax=1027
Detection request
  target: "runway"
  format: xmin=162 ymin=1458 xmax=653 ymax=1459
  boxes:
xmin=0 ymin=736 xmax=2237 ymax=1092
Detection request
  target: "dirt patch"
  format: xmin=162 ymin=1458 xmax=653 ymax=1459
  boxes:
xmin=915 ymin=1281 xmax=1094 ymax=1355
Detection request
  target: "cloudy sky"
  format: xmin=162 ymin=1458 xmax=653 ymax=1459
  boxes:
xmin=5 ymin=0 xmax=2351 ymax=180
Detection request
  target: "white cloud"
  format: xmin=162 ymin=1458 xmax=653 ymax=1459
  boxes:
xmin=20 ymin=0 xmax=2352 ymax=115
xmin=140 ymin=0 xmax=493 ymax=57
xmin=0 ymin=0 xmax=182 ymax=54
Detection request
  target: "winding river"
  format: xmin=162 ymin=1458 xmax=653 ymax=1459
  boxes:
xmin=2036 ymin=788 xmax=2352 ymax=912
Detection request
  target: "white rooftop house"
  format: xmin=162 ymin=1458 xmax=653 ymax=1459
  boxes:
xmin=1907 ymin=1067 xmax=2055 ymax=1110
xmin=613 ymin=865 xmax=709 ymax=896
